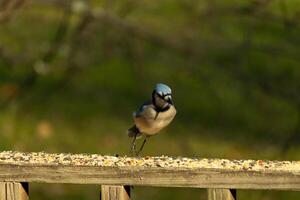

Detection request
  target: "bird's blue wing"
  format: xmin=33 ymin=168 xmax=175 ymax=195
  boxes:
xmin=134 ymin=101 xmax=152 ymax=117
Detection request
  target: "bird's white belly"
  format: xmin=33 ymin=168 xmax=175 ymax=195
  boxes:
xmin=134 ymin=106 xmax=176 ymax=135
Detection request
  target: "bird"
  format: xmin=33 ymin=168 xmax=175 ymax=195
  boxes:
xmin=127 ymin=83 xmax=177 ymax=155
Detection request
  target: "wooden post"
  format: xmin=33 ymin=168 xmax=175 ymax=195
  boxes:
xmin=207 ymin=189 xmax=236 ymax=200
xmin=101 ymin=185 xmax=130 ymax=200
xmin=0 ymin=182 xmax=29 ymax=200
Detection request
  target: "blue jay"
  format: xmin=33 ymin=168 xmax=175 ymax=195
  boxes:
xmin=128 ymin=83 xmax=177 ymax=155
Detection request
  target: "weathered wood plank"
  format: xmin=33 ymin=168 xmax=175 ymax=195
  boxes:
xmin=101 ymin=185 xmax=130 ymax=200
xmin=0 ymin=182 xmax=29 ymax=200
xmin=0 ymin=151 xmax=300 ymax=190
xmin=207 ymin=189 xmax=236 ymax=200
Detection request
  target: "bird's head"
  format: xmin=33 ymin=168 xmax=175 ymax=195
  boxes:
xmin=152 ymin=83 xmax=174 ymax=111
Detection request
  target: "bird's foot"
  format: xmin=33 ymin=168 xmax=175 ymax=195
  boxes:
xmin=129 ymin=149 xmax=141 ymax=157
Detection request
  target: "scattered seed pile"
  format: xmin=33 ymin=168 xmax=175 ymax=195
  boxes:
xmin=0 ymin=151 xmax=299 ymax=172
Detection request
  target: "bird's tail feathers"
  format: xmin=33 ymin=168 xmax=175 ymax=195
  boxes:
xmin=127 ymin=125 xmax=142 ymax=138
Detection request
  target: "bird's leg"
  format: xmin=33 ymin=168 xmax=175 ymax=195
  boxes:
xmin=130 ymin=133 xmax=137 ymax=156
xmin=136 ymin=136 xmax=148 ymax=156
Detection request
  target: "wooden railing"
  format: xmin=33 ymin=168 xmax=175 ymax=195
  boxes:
xmin=0 ymin=151 xmax=300 ymax=200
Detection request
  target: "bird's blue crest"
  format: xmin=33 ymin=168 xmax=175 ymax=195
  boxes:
xmin=154 ymin=83 xmax=172 ymax=95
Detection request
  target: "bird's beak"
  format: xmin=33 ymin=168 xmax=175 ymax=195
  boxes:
xmin=167 ymin=97 xmax=173 ymax=105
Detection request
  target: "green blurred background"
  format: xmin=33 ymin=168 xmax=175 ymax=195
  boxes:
xmin=1 ymin=0 xmax=300 ymax=199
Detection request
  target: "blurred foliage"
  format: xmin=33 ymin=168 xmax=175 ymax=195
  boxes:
xmin=1 ymin=0 xmax=300 ymax=199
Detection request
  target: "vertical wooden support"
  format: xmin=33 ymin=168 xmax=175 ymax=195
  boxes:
xmin=207 ymin=189 xmax=236 ymax=200
xmin=0 ymin=182 xmax=29 ymax=200
xmin=101 ymin=185 xmax=130 ymax=200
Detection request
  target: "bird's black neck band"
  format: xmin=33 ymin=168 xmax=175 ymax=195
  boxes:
xmin=152 ymin=91 xmax=170 ymax=112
